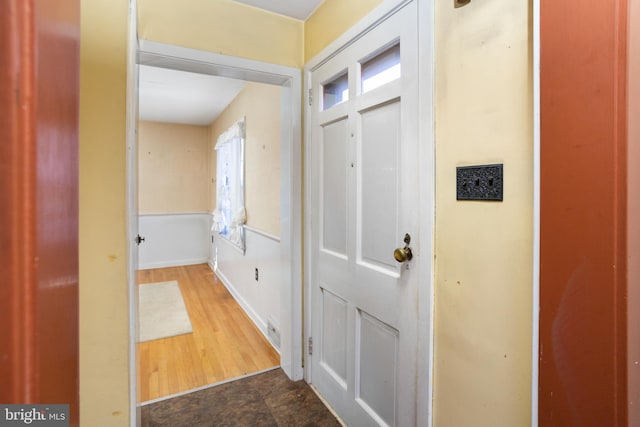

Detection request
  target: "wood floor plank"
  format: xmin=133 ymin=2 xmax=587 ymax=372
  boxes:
xmin=137 ymin=264 xmax=279 ymax=402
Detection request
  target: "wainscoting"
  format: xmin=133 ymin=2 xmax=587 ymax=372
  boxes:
xmin=138 ymin=212 xmax=210 ymax=270
xmin=211 ymin=225 xmax=282 ymax=351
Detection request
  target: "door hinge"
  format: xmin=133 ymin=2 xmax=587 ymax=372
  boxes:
xmin=308 ymin=336 xmax=313 ymax=355
xmin=308 ymin=88 xmax=313 ymax=106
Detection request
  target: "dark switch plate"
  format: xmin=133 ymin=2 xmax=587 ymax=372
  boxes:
xmin=456 ymin=164 xmax=503 ymax=201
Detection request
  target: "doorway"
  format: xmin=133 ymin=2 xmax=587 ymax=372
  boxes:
xmin=303 ymin=0 xmax=434 ymax=425
xmin=129 ymin=40 xmax=303 ymax=412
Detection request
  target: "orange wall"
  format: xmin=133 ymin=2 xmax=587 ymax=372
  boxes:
xmin=628 ymin=0 xmax=640 ymax=423
xmin=1 ymin=1 xmax=80 ymax=424
xmin=540 ymin=0 xmax=629 ymax=425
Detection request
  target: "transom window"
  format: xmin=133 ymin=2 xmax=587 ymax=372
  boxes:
xmin=361 ymin=43 xmax=401 ymax=94
xmin=320 ymin=42 xmax=401 ymax=112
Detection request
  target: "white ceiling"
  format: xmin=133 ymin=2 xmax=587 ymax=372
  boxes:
xmin=232 ymin=0 xmax=324 ymax=20
xmin=139 ymin=65 xmax=246 ymax=126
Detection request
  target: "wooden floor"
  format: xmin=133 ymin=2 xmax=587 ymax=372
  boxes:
xmin=137 ymin=264 xmax=280 ymax=402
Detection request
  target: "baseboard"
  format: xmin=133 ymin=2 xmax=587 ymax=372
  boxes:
xmin=138 ymin=257 xmax=209 ymax=270
xmin=213 ymin=267 xmax=280 ymax=354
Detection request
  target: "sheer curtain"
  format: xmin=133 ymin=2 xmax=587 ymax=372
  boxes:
xmin=212 ymin=118 xmax=246 ymax=252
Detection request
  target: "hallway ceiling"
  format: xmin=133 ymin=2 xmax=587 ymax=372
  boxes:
xmin=139 ymin=65 xmax=246 ymax=126
xmin=232 ymin=0 xmax=324 ymax=20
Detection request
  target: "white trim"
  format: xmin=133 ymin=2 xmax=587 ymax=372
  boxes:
xmin=138 ymin=211 xmax=209 ymax=216
xmin=216 ymin=227 xmax=246 ymax=255
xmin=532 ymin=0 xmax=541 ymax=425
xmin=131 ymin=41 xmax=303 ymax=396
xmin=138 ymin=258 xmax=209 ymax=270
xmin=244 ymin=225 xmax=281 ymax=243
xmin=125 ymin=0 xmax=139 ymax=425
xmin=215 ymin=267 xmax=280 ymax=353
xmin=303 ymin=65 xmax=313 ymax=379
xmin=303 ymin=0 xmax=434 ymax=425
xmin=417 ymin=1 xmax=436 ymax=426
xmin=138 ymin=40 xmax=294 ymax=87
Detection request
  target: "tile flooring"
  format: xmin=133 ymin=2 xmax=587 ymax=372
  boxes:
xmin=141 ymin=368 xmax=341 ymax=427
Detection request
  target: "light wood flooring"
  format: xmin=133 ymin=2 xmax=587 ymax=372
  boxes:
xmin=137 ymin=264 xmax=280 ymax=402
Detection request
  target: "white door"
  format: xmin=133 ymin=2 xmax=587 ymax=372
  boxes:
xmin=309 ymin=2 xmax=420 ymax=426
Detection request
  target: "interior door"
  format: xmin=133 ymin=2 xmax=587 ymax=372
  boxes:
xmin=309 ymin=3 xmax=419 ymax=426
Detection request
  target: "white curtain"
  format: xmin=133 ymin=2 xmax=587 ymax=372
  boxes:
xmin=212 ymin=118 xmax=246 ymax=251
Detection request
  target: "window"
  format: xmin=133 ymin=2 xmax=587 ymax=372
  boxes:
xmin=361 ymin=43 xmax=401 ymax=94
xmin=322 ymin=71 xmax=349 ymax=111
xmin=212 ymin=118 xmax=246 ymax=252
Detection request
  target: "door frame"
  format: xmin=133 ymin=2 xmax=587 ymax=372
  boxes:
xmin=126 ymin=1 xmax=139 ymax=425
xmin=302 ymin=0 xmax=435 ymax=425
xmin=127 ymin=39 xmax=304 ymax=421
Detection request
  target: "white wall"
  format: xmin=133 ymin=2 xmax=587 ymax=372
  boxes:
xmin=138 ymin=213 xmax=210 ymax=269
xmin=210 ymin=225 xmax=282 ymax=350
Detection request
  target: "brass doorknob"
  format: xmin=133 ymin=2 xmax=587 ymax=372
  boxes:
xmin=394 ymin=247 xmax=413 ymax=263
xmin=394 ymin=233 xmax=413 ymax=263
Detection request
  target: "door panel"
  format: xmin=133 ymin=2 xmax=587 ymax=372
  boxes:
xmin=321 ymin=288 xmax=349 ymax=387
xmin=359 ymin=101 xmax=401 ymax=271
xmin=310 ymin=3 xmax=419 ymax=425
xmin=322 ymin=119 xmax=349 ymax=256
xmin=357 ymin=310 xmax=398 ymax=426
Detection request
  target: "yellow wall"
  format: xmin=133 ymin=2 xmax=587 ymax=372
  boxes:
xmin=79 ymin=3 xmax=301 ymax=425
xmin=138 ymin=121 xmax=209 ymax=213
xmin=433 ymin=2 xmax=533 ymax=426
xmin=209 ymin=82 xmax=282 ymax=237
xmin=138 ymin=0 xmax=304 ymax=68
xmin=79 ymin=0 xmax=130 ymax=425
xmin=303 ymin=0 xmax=385 ymax=62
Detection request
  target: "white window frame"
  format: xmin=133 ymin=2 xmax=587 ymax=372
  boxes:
xmin=213 ymin=118 xmax=246 ymax=252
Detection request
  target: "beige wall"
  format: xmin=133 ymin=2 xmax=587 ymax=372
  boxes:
xmin=304 ymin=0 xmax=384 ymax=62
xmin=209 ymin=82 xmax=282 ymax=237
xmin=138 ymin=0 xmax=304 ymax=68
xmin=433 ymin=2 xmax=533 ymax=426
xmin=138 ymin=121 xmax=209 ymax=213
xmin=79 ymin=0 xmax=130 ymax=425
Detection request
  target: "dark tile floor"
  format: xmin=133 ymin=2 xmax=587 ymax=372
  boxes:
xmin=141 ymin=369 xmax=342 ymax=427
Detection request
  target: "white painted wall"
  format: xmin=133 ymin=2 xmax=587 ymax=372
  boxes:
xmin=138 ymin=212 xmax=210 ymax=269
xmin=210 ymin=225 xmax=282 ymax=350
